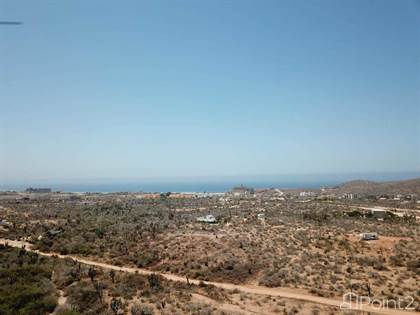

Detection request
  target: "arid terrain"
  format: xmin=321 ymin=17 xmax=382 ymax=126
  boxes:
xmin=0 ymin=179 xmax=419 ymax=314
xmin=2 ymin=0 xmax=418 ymax=313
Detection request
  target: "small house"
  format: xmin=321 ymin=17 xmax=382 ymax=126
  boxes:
xmin=369 ymin=208 xmax=387 ymax=220
xmin=230 ymin=185 xmax=255 ymax=198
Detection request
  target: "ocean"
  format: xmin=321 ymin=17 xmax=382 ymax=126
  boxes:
xmin=2 ymin=171 xmax=419 ymax=193
xmin=0 ymin=180 xmax=333 ymax=193
xmin=2 ymin=172 xmax=418 ymax=193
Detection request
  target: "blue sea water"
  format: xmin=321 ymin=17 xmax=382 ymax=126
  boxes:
xmin=1 ymin=172 xmax=418 ymax=193
xmin=1 ymin=180 xmax=331 ymax=193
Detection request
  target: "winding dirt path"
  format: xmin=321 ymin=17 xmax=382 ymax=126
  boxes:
xmin=0 ymin=238 xmax=416 ymax=315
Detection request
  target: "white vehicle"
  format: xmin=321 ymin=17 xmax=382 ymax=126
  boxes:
xmin=196 ymin=214 xmax=217 ymax=223
xmin=360 ymin=232 xmax=379 ymax=241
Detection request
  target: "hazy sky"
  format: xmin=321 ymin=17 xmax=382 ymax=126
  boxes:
xmin=1 ymin=0 xmax=419 ymax=182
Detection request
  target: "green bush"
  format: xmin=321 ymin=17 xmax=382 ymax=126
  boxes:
xmin=0 ymin=248 xmax=57 ymax=315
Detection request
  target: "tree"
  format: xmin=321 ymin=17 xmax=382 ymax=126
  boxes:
xmin=109 ymin=269 xmax=116 ymax=283
xmin=365 ymin=281 xmax=372 ymax=296
xmin=88 ymin=267 xmax=97 ymax=282
xmin=147 ymin=273 xmax=161 ymax=291
xmin=110 ymin=298 xmax=121 ymax=315
xmin=94 ymin=281 xmax=104 ymax=303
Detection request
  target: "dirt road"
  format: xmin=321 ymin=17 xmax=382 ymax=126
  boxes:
xmin=0 ymin=238 xmax=417 ymax=315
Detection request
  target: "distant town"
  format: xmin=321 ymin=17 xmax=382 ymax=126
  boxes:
xmin=3 ymin=178 xmax=419 ymax=208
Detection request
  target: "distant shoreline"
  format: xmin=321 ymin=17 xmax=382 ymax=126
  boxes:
xmin=1 ymin=173 xmax=419 ymax=194
xmin=0 ymin=181 xmax=329 ymax=194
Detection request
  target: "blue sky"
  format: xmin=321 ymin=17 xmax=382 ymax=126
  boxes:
xmin=1 ymin=0 xmax=419 ymax=182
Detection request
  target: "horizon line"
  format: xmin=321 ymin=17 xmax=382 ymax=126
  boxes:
xmin=1 ymin=170 xmax=419 ymax=185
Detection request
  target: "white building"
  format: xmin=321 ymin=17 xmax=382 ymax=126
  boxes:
xmin=342 ymin=193 xmax=357 ymax=200
xmin=299 ymin=191 xmax=316 ymax=197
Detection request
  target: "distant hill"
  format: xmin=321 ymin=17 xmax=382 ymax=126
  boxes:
xmin=332 ymin=178 xmax=420 ymax=195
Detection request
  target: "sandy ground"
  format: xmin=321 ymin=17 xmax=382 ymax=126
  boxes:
xmin=0 ymin=238 xmax=417 ymax=315
xmin=347 ymin=234 xmax=412 ymax=256
xmin=49 ymin=289 xmax=67 ymax=315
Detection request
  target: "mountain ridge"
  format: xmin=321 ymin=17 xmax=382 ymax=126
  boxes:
xmin=332 ymin=177 xmax=420 ymax=195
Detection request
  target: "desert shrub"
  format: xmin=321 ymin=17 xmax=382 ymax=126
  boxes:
xmin=0 ymin=248 xmax=57 ymax=315
xmin=57 ymin=310 xmax=82 ymax=315
xmin=131 ymin=303 xmax=154 ymax=315
xmin=389 ymin=255 xmax=405 ymax=267
xmin=65 ymin=282 xmax=105 ymax=314
xmin=406 ymin=260 xmax=420 ymax=274
xmin=53 ymin=264 xmax=83 ymax=288
xmin=259 ymin=268 xmax=289 ymax=287
xmin=136 ymin=251 xmax=160 ymax=267
xmin=68 ymin=242 xmax=92 ymax=255
xmin=111 ymin=274 xmax=144 ymax=299
xmin=373 ymin=259 xmax=388 ymax=271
